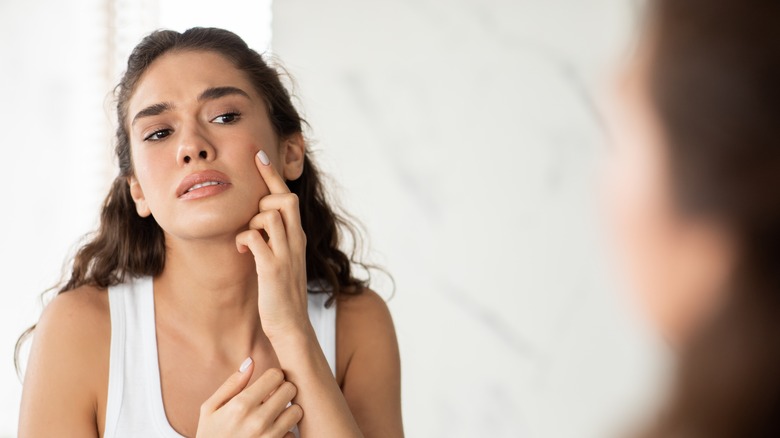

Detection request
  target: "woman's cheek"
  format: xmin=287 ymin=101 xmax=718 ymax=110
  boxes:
xmin=132 ymin=150 xmax=173 ymax=218
xmin=604 ymin=140 xmax=676 ymax=332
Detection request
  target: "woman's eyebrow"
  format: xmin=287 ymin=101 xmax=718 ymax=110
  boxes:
xmin=132 ymin=102 xmax=174 ymax=126
xmin=131 ymin=87 xmax=250 ymax=126
xmin=197 ymin=86 xmax=251 ymax=102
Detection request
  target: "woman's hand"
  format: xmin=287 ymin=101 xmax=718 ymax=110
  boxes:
xmin=235 ymin=150 xmax=364 ymax=438
xmin=197 ymin=358 xmax=302 ymax=438
xmin=235 ymin=150 xmax=311 ymax=341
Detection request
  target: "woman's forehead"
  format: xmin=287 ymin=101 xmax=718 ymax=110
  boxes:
xmin=127 ymin=50 xmax=258 ymax=115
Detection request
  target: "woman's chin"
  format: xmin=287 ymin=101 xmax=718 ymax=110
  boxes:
xmin=164 ymin=218 xmax=254 ymax=243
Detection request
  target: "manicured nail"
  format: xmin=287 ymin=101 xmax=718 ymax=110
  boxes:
xmin=239 ymin=357 xmax=253 ymax=373
xmin=256 ymin=150 xmax=270 ymax=166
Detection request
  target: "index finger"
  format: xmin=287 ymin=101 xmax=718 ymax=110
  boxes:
xmin=256 ymin=150 xmax=291 ymax=194
xmin=201 ymin=357 xmax=255 ymax=413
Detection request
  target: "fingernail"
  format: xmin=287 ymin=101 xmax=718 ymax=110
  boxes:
xmin=256 ymin=150 xmax=270 ymax=166
xmin=239 ymin=357 xmax=253 ymax=373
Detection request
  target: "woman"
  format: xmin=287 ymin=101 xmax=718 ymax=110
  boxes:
xmin=607 ymin=0 xmax=780 ymax=436
xmin=17 ymin=28 xmax=403 ymax=438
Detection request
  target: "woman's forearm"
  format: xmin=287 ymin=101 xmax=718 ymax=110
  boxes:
xmin=271 ymin=324 xmax=363 ymax=438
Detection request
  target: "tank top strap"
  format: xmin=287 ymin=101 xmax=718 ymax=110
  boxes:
xmin=306 ymin=289 xmax=338 ymax=377
xmin=105 ymin=276 xmax=184 ymax=438
xmin=103 ymin=280 xmax=126 ymax=438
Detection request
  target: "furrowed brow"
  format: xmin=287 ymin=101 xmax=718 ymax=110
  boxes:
xmin=132 ymin=102 xmax=174 ymax=126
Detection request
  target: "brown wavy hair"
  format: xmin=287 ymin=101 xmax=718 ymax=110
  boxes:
xmin=641 ymin=0 xmax=780 ymax=436
xmin=16 ymin=27 xmax=370 ymax=374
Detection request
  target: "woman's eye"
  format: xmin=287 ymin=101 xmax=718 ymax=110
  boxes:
xmin=144 ymin=129 xmax=172 ymax=141
xmin=212 ymin=112 xmax=241 ymax=124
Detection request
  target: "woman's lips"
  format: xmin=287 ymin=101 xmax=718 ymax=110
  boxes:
xmin=179 ymin=182 xmax=231 ymax=200
xmin=177 ymin=169 xmax=232 ymax=200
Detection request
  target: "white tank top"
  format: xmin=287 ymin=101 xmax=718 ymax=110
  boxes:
xmin=103 ymin=276 xmax=336 ymax=438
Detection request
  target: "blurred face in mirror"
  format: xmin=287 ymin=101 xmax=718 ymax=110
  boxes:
xmin=604 ymin=43 xmax=735 ymax=346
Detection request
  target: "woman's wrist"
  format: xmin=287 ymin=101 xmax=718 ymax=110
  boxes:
xmin=270 ymin=319 xmax=363 ymax=438
xmin=265 ymin=320 xmax=317 ymax=355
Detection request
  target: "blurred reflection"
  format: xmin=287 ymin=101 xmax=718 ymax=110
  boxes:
xmin=605 ymin=0 xmax=780 ymax=436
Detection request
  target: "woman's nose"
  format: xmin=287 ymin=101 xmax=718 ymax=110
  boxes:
xmin=183 ymin=150 xmax=208 ymax=164
xmin=176 ymin=128 xmax=216 ymax=166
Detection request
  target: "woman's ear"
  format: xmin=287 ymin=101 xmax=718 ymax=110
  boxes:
xmin=281 ymin=132 xmax=306 ymax=181
xmin=127 ymin=176 xmax=152 ymax=218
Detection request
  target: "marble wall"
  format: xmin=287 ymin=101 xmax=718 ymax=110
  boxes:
xmin=272 ymin=1 xmax=664 ymax=437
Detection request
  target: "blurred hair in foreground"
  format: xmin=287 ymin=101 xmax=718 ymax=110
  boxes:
xmin=639 ymin=0 xmax=780 ymax=436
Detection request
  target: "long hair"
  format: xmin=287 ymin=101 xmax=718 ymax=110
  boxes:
xmin=642 ymin=1 xmax=780 ymax=436
xmin=16 ymin=27 xmax=370 ymax=374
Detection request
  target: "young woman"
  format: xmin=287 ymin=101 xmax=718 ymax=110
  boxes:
xmin=606 ymin=0 xmax=780 ymax=436
xmin=17 ymin=28 xmax=403 ymax=438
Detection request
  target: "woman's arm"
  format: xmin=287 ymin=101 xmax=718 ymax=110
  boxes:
xmin=18 ymin=287 xmax=108 ymax=438
xmin=264 ymin=290 xmax=403 ymax=438
xmin=237 ymin=150 xmax=365 ymax=437
xmin=272 ymin=324 xmax=364 ymax=437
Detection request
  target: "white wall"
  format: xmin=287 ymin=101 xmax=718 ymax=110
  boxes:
xmin=0 ymin=1 xmax=112 ymax=435
xmin=271 ymin=1 xmax=664 ymax=437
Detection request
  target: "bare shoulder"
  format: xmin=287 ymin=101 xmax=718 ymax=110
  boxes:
xmin=337 ymin=287 xmax=394 ymax=326
xmin=29 ymin=283 xmax=110 ymax=380
xmin=18 ymin=285 xmax=110 ymax=437
xmin=35 ymin=285 xmax=111 ymax=354
xmin=335 ymin=289 xmax=404 ymax=436
xmin=335 ymin=288 xmax=399 ymax=382
xmin=39 ymin=284 xmax=110 ymax=329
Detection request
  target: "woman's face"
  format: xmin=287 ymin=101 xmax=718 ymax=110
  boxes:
xmin=604 ymin=47 xmax=734 ymax=345
xmin=125 ymin=50 xmax=296 ymax=242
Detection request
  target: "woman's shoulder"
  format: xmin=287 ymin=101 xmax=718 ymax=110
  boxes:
xmin=39 ymin=284 xmax=110 ymax=334
xmin=33 ymin=285 xmax=111 ymax=381
xmin=336 ymin=287 xmax=393 ymax=324
xmin=333 ymin=287 xmax=402 ymax=430
xmin=35 ymin=285 xmax=111 ymax=372
xmin=19 ymin=285 xmax=111 ymax=435
xmin=335 ymin=288 xmax=399 ymax=379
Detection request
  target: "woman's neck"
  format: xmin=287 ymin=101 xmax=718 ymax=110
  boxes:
xmin=153 ymin=234 xmax=265 ymax=359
